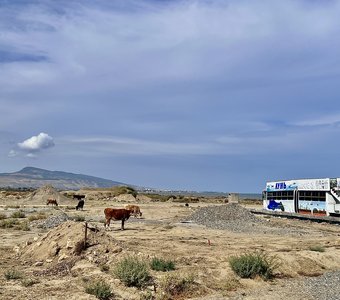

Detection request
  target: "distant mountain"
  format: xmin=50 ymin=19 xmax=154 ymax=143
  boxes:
xmin=0 ymin=167 xmax=126 ymax=190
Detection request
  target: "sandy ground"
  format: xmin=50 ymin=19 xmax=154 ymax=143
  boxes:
xmin=0 ymin=197 xmax=340 ymax=300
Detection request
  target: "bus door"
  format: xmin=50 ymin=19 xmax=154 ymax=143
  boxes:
xmin=294 ymin=189 xmax=299 ymax=213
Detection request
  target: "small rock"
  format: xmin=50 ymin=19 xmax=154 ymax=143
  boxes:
xmin=34 ymin=261 xmax=44 ymax=266
xmin=58 ymin=254 xmax=69 ymax=262
xmin=13 ymin=246 xmax=20 ymax=254
xmin=66 ymin=239 xmax=74 ymax=249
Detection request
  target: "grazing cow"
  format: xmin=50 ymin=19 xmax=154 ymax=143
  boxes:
xmin=46 ymin=199 xmax=58 ymax=206
xmin=125 ymin=204 xmax=142 ymax=218
xmin=76 ymin=200 xmax=85 ymax=210
xmin=104 ymin=208 xmax=132 ymax=230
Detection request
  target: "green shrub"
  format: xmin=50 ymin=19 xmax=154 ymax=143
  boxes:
xmin=0 ymin=219 xmax=18 ymax=228
xmin=158 ymin=273 xmax=196 ymax=300
xmin=229 ymin=251 xmax=278 ymax=280
xmin=0 ymin=213 xmax=7 ymax=220
xmin=113 ymin=256 xmax=151 ymax=288
xmin=309 ymin=245 xmax=325 ymax=252
xmin=150 ymin=257 xmax=175 ymax=272
xmin=84 ymin=280 xmax=113 ymax=300
xmin=4 ymin=269 xmax=23 ymax=280
xmin=11 ymin=210 xmax=26 ymax=218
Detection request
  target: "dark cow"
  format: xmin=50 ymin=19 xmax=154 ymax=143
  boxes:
xmin=104 ymin=208 xmax=132 ymax=230
xmin=76 ymin=200 xmax=85 ymax=210
xmin=46 ymin=199 xmax=58 ymax=206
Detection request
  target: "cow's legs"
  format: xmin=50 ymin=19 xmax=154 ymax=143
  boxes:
xmin=105 ymin=217 xmax=111 ymax=230
xmin=121 ymin=219 xmax=125 ymax=230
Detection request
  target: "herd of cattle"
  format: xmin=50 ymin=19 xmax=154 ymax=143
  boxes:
xmin=45 ymin=195 xmax=143 ymax=230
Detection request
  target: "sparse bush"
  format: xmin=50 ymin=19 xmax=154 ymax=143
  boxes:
xmin=4 ymin=269 xmax=23 ymax=280
xmin=229 ymin=251 xmax=278 ymax=280
xmin=0 ymin=219 xmax=18 ymax=228
xmin=110 ymin=186 xmax=137 ymax=197
xmin=73 ymin=215 xmax=85 ymax=222
xmin=16 ymin=221 xmax=30 ymax=231
xmin=0 ymin=213 xmax=7 ymax=220
xmin=150 ymin=257 xmax=175 ymax=272
xmin=84 ymin=279 xmax=113 ymax=300
xmin=309 ymin=245 xmax=325 ymax=252
xmin=21 ymin=277 xmax=39 ymax=287
xmin=158 ymin=273 xmax=196 ymax=300
xmin=11 ymin=210 xmax=25 ymax=218
xmin=5 ymin=205 xmax=20 ymax=209
xmin=28 ymin=212 xmax=47 ymax=221
xmin=113 ymin=255 xmax=151 ymax=288
xmin=141 ymin=194 xmax=169 ymax=202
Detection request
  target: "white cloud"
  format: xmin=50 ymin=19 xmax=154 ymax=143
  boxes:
xmin=18 ymin=132 xmax=55 ymax=152
xmin=291 ymin=113 xmax=340 ymax=127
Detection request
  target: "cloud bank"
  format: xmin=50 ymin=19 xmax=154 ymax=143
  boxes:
xmin=1 ymin=0 xmax=340 ymax=191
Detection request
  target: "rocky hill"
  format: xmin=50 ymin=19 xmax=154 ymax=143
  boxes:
xmin=0 ymin=167 xmax=126 ymax=190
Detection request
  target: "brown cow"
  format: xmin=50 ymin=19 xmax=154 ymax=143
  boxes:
xmin=46 ymin=199 xmax=58 ymax=206
xmin=104 ymin=208 xmax=132 ymax=230
xmin=125 ymin=204 xmax=142 ymax=218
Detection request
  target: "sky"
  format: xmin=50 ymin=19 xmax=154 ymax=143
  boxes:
xmin=1 ymin=0 xmax=340 ymax=193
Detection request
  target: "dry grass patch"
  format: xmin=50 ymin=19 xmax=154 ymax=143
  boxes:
xmin=309 ymin=245 xmax=325 ymax=252
xmin=28 ymin=212 xmax=47 ymax=221
xmin=211 ymin=275 xmax=242 ymax=295
xmin=4 ymin=269 xmax=23 ymax=280
xmin=158 ymin=272 xmax=202 ymax=300
xmin=21 ymin=277 xmax=40 ymax=287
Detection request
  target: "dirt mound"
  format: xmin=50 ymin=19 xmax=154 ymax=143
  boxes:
xmin=25 ymin=185 xmax=74 ymax=206
xmin=114 ymin=193 xmax=137 ymax=202
xmin=185 ymin=204 xmax=311 ymax=236
xmin=20 ymin=221 xmax=122 ymax=265
xmin=185 ymin=203 xmax=265 ymax=232
xmin=31 ymin=211 xmax=70 ymax=229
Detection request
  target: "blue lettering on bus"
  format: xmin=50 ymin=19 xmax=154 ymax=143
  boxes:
xmin=275 ymin=182 xmax=286 ymax=189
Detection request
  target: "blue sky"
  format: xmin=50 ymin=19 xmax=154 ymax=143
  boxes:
xmin=1 ymin=0 xmax=340 ymax=193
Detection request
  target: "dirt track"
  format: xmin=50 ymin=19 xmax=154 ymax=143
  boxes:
xmin=0 ymin=199 xmax=340 ymax=299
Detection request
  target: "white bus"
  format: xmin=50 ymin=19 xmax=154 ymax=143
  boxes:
xmin=263 ymin=178 xmax=340 ymax=217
